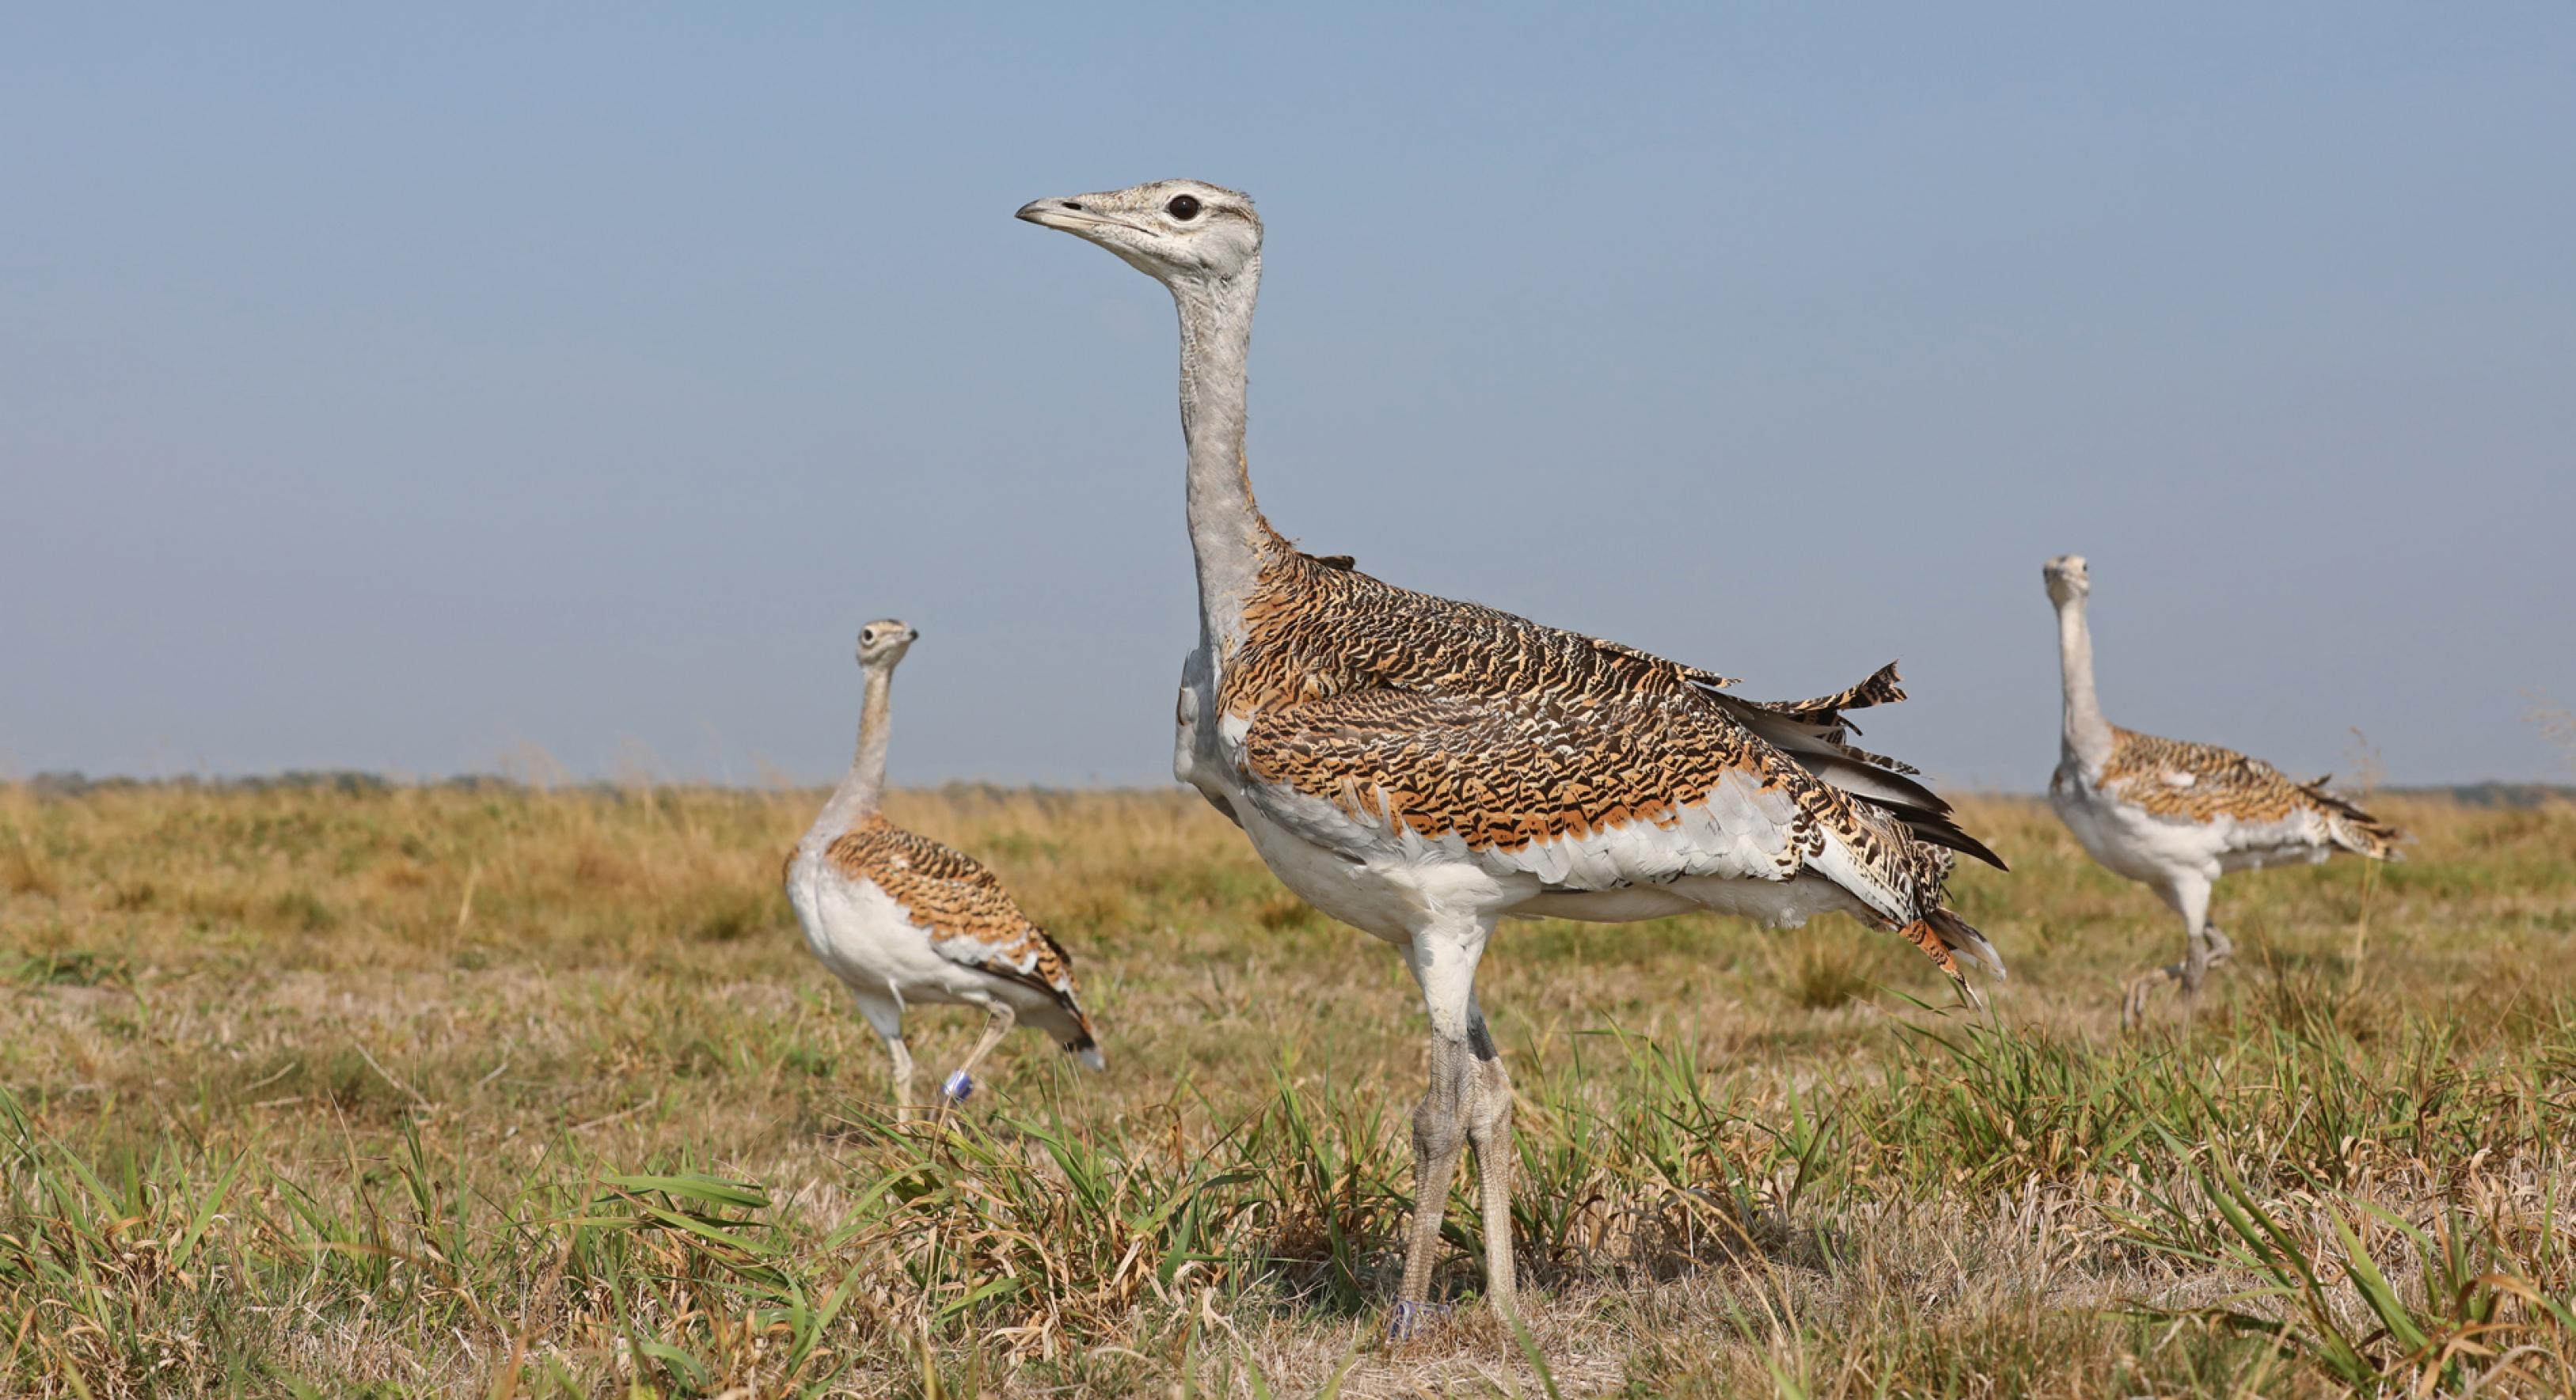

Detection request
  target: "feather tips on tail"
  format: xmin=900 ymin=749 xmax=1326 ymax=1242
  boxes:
xmin=1901 ymin=907 xmax=2006 ymax=1001
xmin=2299 ymin=779 xmax=2405 ymax=862
xmin=1747 ymin=660 xmax=1909 ymax=719
xmin=1056 ymin=981 xmax=1108 ymax=1070
xmin=1696 ymin=660 xmax=2008 ymax=873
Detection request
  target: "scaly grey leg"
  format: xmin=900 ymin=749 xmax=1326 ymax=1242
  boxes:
xmin=854 ymin=987 xmax=916 ymax=1117
xmin=1392 ymin=914 xmax=1498 ymax=1334
xmin=1465 ymin=1007 xmax=1518 ymax=1319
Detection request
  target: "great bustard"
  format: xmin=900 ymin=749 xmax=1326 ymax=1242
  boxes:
xmin=1020 ymin=180 xmax=2004 ymax=1328
xmin=782 ymin=620 xmax=1104 ymax=1112
xmin=2042 ymin=556 xmax=2403 ymax=1026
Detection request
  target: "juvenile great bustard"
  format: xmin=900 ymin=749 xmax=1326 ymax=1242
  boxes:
xmin=782 ymin=620 xmax=1104 ymax=1112
xmin=1020 ymin=180 xmax=2004 ymax=1328
xmin=2042 ymin=556 xmax=2403 ymax=1026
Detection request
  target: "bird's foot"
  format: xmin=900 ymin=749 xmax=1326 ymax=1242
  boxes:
xmin=1386 ymin=1299 xmax=1453 ymax=1342
xmin=941 ymin=1070 xmax=975 ymax=1104
xmin=2120 ymin=962 xmax=2184 ymax=1030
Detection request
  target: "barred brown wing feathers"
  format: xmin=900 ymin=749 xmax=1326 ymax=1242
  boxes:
xmin=1221 ymin=549 xmax=1999 ymax=983
xmin=2103 ymin=728 xmax=2316 ymax=823
xmin=1591 ymin=636 xmax=1742 ymax=692
xmin=1241 ymin=681 xmax=1774 ymax=856
xmin=839 ymin=823 xmax=1009 ymax=891
xmin=2099 ymin=728 xmax=2403 ymax=860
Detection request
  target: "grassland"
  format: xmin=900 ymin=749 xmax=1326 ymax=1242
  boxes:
xmin=2 ymin=780 xmax=2572 ymax=1397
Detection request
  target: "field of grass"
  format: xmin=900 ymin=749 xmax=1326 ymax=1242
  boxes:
xmin=2 ymin=780 xmax=2573 ymax=1397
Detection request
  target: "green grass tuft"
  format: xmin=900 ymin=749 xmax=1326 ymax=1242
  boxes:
xmin=0 ymin=782 xmax=2570 ymax=1394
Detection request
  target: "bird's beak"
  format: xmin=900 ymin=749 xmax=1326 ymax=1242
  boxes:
xmin=1015 ymin=195 xmax=1136 ymax=238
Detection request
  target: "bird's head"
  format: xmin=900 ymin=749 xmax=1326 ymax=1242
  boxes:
xmin=1016 ymin=179 xmax=1261 ymax=286
xmin=2042 ymin=555 xmax=2092 ymax=605
xmin=856 ymin=619 xmax=918 ymax=670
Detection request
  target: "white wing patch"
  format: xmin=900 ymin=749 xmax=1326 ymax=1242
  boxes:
xmin=1244 ymin=764 xmax=1809 ymax=893
xmin=1803 ymin=825 xmax=1910 ymax=926
xmin=923 ymin=918 xmax=1058 ymax=988
xmin=2206 ymin=808 xmax=2338 ymax=874
xmin=2160 ymin=770 xmax=2197 ymax=788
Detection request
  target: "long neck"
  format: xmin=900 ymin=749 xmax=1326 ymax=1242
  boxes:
xmin=807 ymin=666 xmax=892 ymax=845
xmin=2054 ymin=597 xmax=2115 ymax=770
xmin=1171 ymin=260 xmax=1277 ymax=654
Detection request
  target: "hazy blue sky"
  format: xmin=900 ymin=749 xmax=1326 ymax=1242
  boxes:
xmin=6 ymin=4 xmax=2571 ymax=791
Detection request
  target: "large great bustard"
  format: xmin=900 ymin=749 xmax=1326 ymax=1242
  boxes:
xmin=782 ymin=620 xmax=1104 ymax=1114
xmin=2042 ymin=556 xmax=2403 ymax=1026
xmin=1020 ymin=180 xmax=2004 ymax=1326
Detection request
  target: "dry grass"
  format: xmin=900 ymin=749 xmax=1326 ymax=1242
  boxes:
xmin=2 ymin=780 xmax=2573 ymax=1396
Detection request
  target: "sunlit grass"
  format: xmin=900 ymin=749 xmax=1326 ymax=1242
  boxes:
xmin=1 ymin=781 xmax=2571 ymax=1395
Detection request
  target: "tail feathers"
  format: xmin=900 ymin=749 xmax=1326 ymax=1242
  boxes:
xmin=1035 ymin=970 xmax=1106 ymax=1071
xmin=1749 ymin=659 xmax=1910 ymax=719
xmin=1871 ymin=795 xmax=2010 ymax=872
xmin=2301 ymin=780 xmax=2405 ymax=861
xmin=1901 ymin=907 xmax=2007 ymax=996
xmin=1701 ymin=662 xmax=2008 ymax=874
xmin=1061 ymin=1008 xmax=1107 ymax=1071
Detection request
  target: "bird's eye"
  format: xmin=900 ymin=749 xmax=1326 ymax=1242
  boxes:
xmin=861 ymin=629 xmax=876 ymax=643
xmin=1165 ymin=195 xmax=1201 ymax=221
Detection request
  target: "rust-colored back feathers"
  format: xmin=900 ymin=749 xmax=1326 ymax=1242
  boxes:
xmin=2099 ymin=727 xmax=2403 ymax=859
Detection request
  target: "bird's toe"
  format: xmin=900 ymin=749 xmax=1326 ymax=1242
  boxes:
xmin=1387 ymin=1299 xmax=1453 ymax=1342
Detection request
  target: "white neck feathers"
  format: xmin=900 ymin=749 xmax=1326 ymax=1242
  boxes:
xmin=805 ymin=665 xmax=893 ymax=850
xmin=1170 ymin=258 xmax=1274 ymax=654
xmin=2054 ymin=597 xmax=2115 ymax=772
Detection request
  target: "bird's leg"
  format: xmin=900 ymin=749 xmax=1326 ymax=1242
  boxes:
xmin=2171 ymin=876 xmax=2218 ymax=1019
xmin=1397 ymin=1031 xmax=1472 ymax=1326
xmin=2125 ymin=875 xmax=2214 ymax=1030
xmin=887 ymin=1038 xmax=918 ymax=1121
xmin=2204 ymin=923 xmax=2236 ymax=968
xmin=943 ymin=1001 xmax=1017 ymax=1106
xmin=1393 ymin=916 xmax=1495 ymax=1336
xmin=1464 ymin=1005 xmax=1518 ymax=1320
xmin=854 ymin=988 xmax=915 ymax=1120
xmin=2182 ymin=931 xmax=2214 ymax=1004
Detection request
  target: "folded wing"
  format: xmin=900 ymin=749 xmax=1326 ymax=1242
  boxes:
xmin=1237 ymin=679 xmax=1981 ymax=961
xmin=826 ymin=821 xmax=1100 ymax=1033
xmin=2099 ymin=728 xmax=2404 ymax=862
